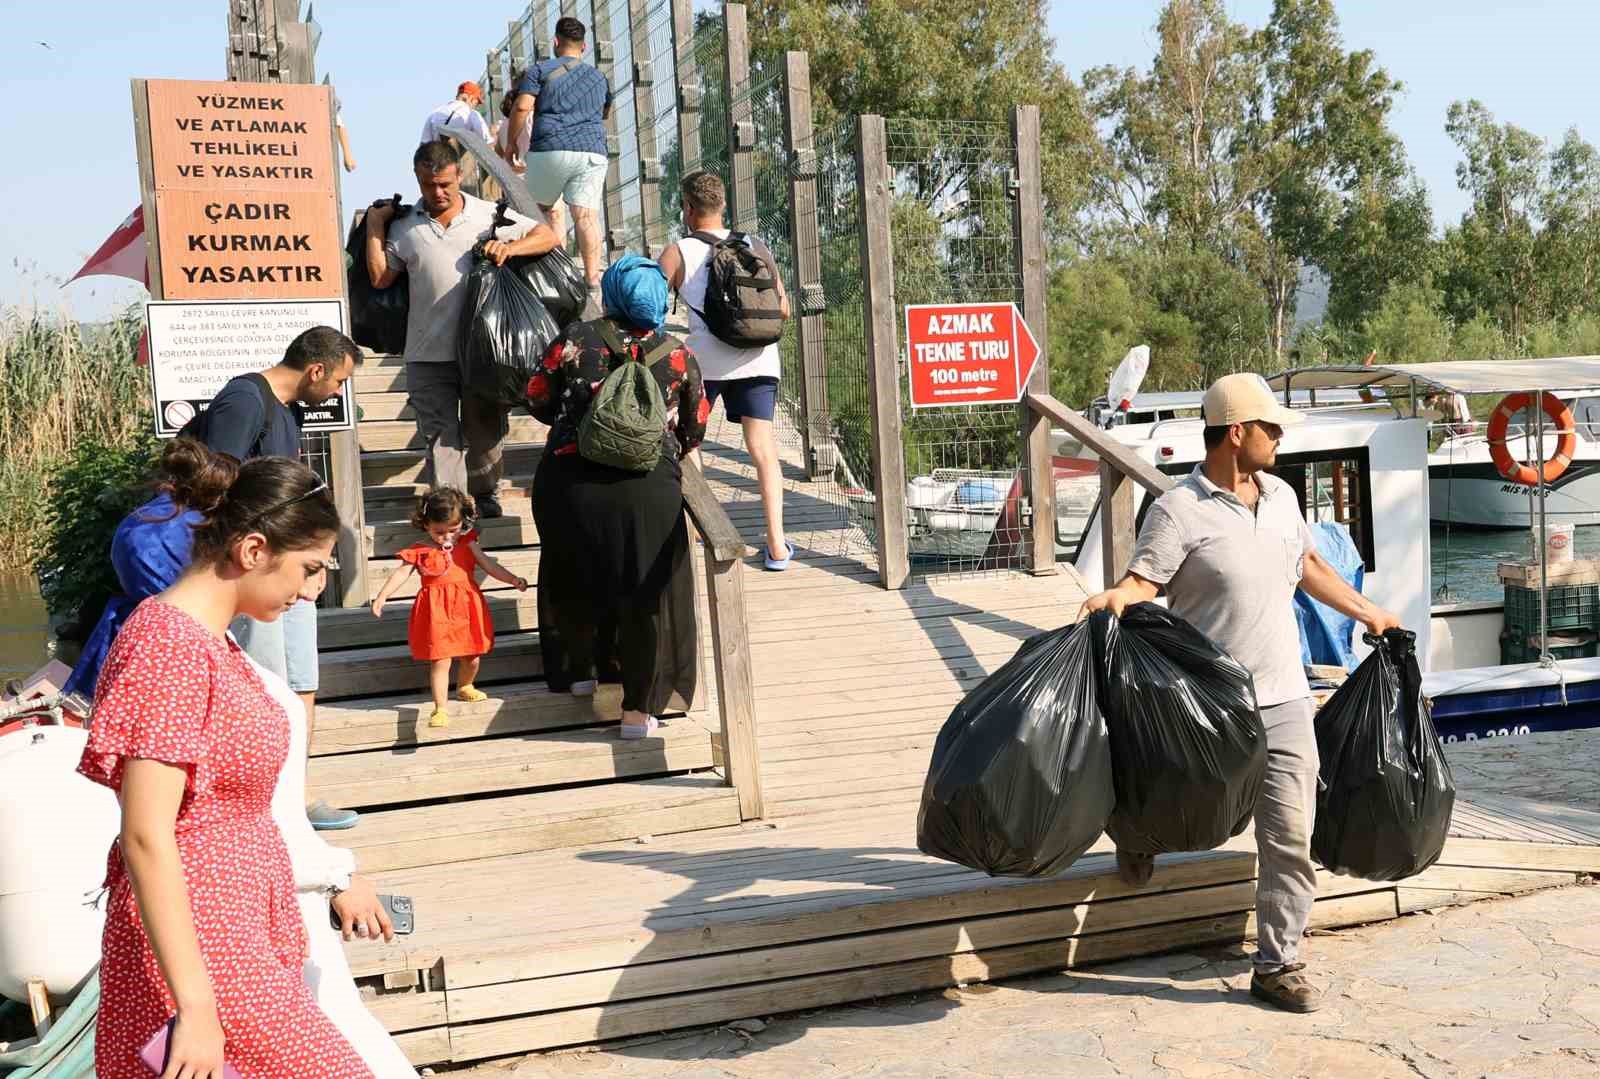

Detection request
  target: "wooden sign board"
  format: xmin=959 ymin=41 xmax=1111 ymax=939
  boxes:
xmin=138 ymin=79 xmax=342 ymax=300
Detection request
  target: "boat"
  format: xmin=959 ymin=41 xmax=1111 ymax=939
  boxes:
xmin=1428 ymin=393 xmax=1600 ymax=528
xmin=1066 ymin=357 xmax=1600 ymax=743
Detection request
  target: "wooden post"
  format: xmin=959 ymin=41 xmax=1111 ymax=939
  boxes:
xmin=326 ymin=89 xmax=369 ymax=607
xmin=783 ymin=51 xmax=829 ymax=478
xmin=592 ymin=0 xmax=628 ymax=261
xmin=681 ymin=460 xmax=764 ymax=820
xmin=561 ymin=0 xmax=578 ymax=17
xmin=1012 ymin=106 xmax=1056 ymax=576
xmin=857 ymin=114 xmax=910 ymax=590
xmin=1099 ymin=461 xmax=1135 ymax=586
xmin=629 ymin=0 xmax=665 ymax=257
xmin=483 ymin=49 xmax=503 ymax=124
xmin=533 ymin=0 xmax=553 ymax=61
xmin=722 ymin=3 xmax=756 ymax=231
xmin=670 ymin=0 xmax=702 ymax=174
xmin=25 ymin=979 xmax=51 ymax=1039
xmin=130 ymin=81 xmax=164 ymax=299
xmin=508 ymin=19 xmax=527 ymax=73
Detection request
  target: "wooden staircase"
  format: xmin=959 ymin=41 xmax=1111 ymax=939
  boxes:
xmin=312 ymin=354 xmax=746 ymax=877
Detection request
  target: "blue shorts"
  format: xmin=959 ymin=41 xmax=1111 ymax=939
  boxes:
xmin=703 ymin=376 xmax=779 ymax=423
xmin=230 ymin=598 xmax=319 ymax=693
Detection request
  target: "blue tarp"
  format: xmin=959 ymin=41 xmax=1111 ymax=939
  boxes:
xmin=1296 ymin=522 xmax=1364 ymax=670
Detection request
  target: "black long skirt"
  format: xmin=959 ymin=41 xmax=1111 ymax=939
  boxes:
xmin=532 ymin=450 xmax=697 ymax=714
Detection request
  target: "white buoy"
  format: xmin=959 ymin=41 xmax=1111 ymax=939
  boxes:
xmin=0 ymin=723 xmax=120 ymax=1002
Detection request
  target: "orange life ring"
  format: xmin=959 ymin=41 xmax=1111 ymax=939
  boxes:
xmin=1487 ymin=392 xmax=1577 ymax=486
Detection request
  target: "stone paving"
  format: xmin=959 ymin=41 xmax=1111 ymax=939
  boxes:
xmin=449 ymin=881 xmax=1600 ymax=1079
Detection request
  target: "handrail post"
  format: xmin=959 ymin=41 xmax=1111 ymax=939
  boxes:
xmin=1012 ymin=106 xmax=1055 ymax=575
xmin=670 ymin=0 xmax=702 ymax=175
xmin=783 ymin=50 xmax=829 ymax=478
xmin=723 ymin=3 xmax=756 ymax=232
xmin=1099 ymin=461 xmax=1135 ymax=586
xmin=857 ymin=114 xmax=910 ymax=590
xmin=680 ymin=460 xmax=764 ymax=820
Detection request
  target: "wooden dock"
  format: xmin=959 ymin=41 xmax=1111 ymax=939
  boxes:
xmin=311 ymin=369 xmax=1600 ymax=1068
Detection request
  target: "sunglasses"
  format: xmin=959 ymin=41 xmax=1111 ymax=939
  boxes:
xmin=249 ymin=480 xmax=331 ymax=525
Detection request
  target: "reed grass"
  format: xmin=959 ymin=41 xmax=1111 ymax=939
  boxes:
xmin=0 ymin=303 xmax=150 ymax=569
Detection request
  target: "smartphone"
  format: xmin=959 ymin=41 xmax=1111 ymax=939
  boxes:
xmin=329 ymin=892 xmax=415 ymax=935
xmin=139 ymin=1018 xmax=242 ymax=1078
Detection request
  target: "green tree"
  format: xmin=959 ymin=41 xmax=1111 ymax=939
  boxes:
xmin=1537 ymin=129 xmax=1600 ymax=319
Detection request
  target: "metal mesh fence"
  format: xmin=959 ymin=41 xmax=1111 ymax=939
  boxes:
xmin=885 ymin=118 xmax=1026 ymax=576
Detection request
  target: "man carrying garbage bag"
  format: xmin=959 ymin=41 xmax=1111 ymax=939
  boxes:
xmin=1082 ymin=372 xmax=1401 ymax=1014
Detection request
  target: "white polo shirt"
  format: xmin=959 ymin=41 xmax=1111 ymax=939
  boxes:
xmin=383 ymin=193 xmax=543 ymax=366
xmin=1126 ymin=466 xmax=1317 ymax=707
xmin=419 ymin=100 xmax=490 ymax=146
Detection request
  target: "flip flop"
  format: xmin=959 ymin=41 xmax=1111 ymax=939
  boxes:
xmin=764 ymin=541 xmax=796 ymax=572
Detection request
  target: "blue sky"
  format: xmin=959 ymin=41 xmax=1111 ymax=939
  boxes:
xmin=5 ymin=1 xmax=1598 ymax=322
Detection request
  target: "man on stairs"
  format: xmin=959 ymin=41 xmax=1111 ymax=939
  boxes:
xmin=1080 ymin=373 xmax=1400 ymax=1013
xmin=365 ymin=138 xmax=559 ymax=518
xmin=196 ymin=324 xmax=366 ymax=832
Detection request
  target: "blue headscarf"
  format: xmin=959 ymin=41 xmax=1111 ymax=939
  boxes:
xmin=601 ymin=254 xmax=669 ymax=330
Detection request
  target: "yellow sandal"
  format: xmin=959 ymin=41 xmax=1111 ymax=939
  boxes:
xmin=428 ymin=707 xmax=450 ymax=728
xmin=456 ymin=685 xmax=488 ymax=703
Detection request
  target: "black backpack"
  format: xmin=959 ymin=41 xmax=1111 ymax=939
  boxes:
xmin=685 ymin=231 xmax=785 ymax=348
xmin=177 ymin=372 xmax=284 ymax=457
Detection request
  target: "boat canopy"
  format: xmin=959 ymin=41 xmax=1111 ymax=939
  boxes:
xmin=1128 ymin=387 xmax=1366 ymax=411
xmin=1268 ymin=357 xmax=1600 ymax=396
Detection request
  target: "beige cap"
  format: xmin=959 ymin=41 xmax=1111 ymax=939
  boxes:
xmin=1202 ymin=372 xmax=1303 ymax=428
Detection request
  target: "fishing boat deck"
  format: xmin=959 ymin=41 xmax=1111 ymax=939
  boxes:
xmin=322 ymin=408 xmax=1600 ymax=1068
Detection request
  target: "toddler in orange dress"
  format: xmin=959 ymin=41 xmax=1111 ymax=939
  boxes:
xmin=369 ymin=487 xmax=528 ymax=727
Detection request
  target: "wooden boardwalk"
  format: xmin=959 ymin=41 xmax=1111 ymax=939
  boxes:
xmin=317 ymin=400 xmax=1600 ymax=1068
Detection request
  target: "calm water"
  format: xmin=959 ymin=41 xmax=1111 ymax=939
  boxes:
xmin=0 ymin=571 xmax=51 ymax=686
xmin=1431 ymin=526 xmax=1600 ymax=604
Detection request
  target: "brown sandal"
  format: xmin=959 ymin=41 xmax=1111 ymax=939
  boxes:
xmin=1250 ymin=962 xmax=1323 ymax=1012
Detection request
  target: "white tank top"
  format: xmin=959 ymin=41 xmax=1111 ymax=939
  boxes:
xmin=676 ymin=229 xmax=781 ymax=381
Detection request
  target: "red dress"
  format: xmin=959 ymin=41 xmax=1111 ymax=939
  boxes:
xmin=79 ymin=600 xmax=373 ymax=1079
xmin=399 ymin=529 xmax=494 ymax=660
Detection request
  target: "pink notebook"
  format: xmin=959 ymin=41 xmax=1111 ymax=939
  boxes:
xmin=139 ymin=1018 xmax=242 ymax=1079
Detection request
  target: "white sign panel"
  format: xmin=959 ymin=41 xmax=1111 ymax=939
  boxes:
xmin=145 ymin=298 xmax=354 ymax=436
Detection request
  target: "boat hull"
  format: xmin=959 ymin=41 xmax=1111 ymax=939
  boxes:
xmin=1428 ymin=460 xmax=1600 ymax=528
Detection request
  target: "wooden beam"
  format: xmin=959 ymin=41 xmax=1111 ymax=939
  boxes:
xmin=681 ymin=458 xmax=747 ymax=562
xmin=670 ymin=0 xmax=702 ymax=174
xmin=593 ymin=0 xmax=628 ymax=260
xmin=1027 ymin=392 xmax=1173 ymax=497
xmin=532 ymin=1 xmax=552 ymax=61
xmin=857 ymin=114 xmax=910 ymax=590
xmin=483 ymin=49 xmax=503 ymax=124
xmin=508 ymin=19 xmax=527 ymax=72
xmin=130 ymin=80 xmax=164 ymax=299
xmin=1099 ymin=460 xmax=1134 ymax=586
xmin=783 ymin=51 xmax=829 ymax=479
xmin=703 ymin=553 xmax=764 ymax=820
xmin=629 ymin=0 xmax=665 ymax=256
xmin=1012 ymin=106 xmax=1055 ymax=575
xmin=723 ymin=3 xmax=756 ymax=232
xmin=325 ymin=87 xmax=368 ymax=606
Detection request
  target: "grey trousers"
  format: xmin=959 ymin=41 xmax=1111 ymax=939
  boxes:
xmin=1253 ymin=696 xmax=1320 ymax=973
xmin=406 ymin=361 xmax=507 ymax=497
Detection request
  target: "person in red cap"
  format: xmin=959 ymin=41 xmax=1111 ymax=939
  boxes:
xmin=420 ymin=81 xmax=491 ymax=146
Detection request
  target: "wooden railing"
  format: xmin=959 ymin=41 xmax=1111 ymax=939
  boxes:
xmin=1026 ymin=393 xmax=1175 ymax=584
xmin=680 ymin=459 xmax=765 ymax=820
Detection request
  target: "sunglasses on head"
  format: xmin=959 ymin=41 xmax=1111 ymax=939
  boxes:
xmin=249 ymin=480 xmax=330 ymax=526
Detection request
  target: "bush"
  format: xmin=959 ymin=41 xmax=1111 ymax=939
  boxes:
xmin=34 ymin=435 xmax=158 ymax=637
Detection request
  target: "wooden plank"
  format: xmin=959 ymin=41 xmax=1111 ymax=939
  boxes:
xmin=669 ymin=0 xmax=701 ymax=174
xmin=131 ymin=81 xmax=164 ymax=299
xmin=443 ymin=890 xmax=1398 ymax=1059
xmin=366 ymin=513 xmax=539 ymax=557
xmin=317 ymin=631 xmax=543 ymax=700
xmin=1029 ymin=392 xmax=1174 ymax=497
xmin=783 ymin=50 xmax=828 ymax=476
xmin=320 ymin=591 xmax=538 ymax=650
xmin=306 ymin=721 xmax=714 ymax=805
xmin=359 ymin=414 xmax=544 ymax=451
xmin=367 ymin=547 xmax=538 ymax=599
xmin=1099 ymin=459 xmax=1134 ymax=585
xmin=1434 ymin=837 xmax=1600 ymax=872
xmin=362 ymin=444 xmax=543 ymax=487
xmin=682 ymin=457 xmax=749 ymax=561
xmin=1011 ymin=105 xmax=1055 ymax=576
xmin=391 ymin=1027 xmax=449 ymax=1067
xmin=1403 ymin=864 xmax=1579 ymax=895
xmin=364 ymin=988 xmax=445 ymax=1033
xmin=722 ymin=3 xmax=755 ymax=232
xmin=857 ymin=114 xmax=910 ymax=590
xmin=628 ymin=0 xmax=665 ymax=256
xmin=704 ymin=554 xmax=764 ymax=819
xmin=338 ymin=777 xmax=740 ymax=873
xmin=310 ymin=682 xmax=624 ymax=755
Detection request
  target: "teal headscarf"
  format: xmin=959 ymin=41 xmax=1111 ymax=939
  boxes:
xmin=601 ymin=254 xmax=670 ymax=330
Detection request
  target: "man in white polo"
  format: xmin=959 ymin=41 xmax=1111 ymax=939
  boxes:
xmin=1081 ymin=372 xmax=1400 ymax=1014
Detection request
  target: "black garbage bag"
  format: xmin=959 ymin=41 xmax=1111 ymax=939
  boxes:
xmin=1312 ymin=629 xmax=1455 ymax=881
xmin=458 ymin=243 xmax=562 ymax=410
xmin=513 ymin=246 xmax=588 ymax=328
xmin=1090 ymin=604 xmax=1268 ymax=855
xmin=917 ymin=622 xmax=1114 ymax=877
xmin=345 ymin=197 xmax=411 ymax=355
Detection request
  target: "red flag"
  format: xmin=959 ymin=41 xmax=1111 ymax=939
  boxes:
xmin=70 ymin=206 xmax=149 ymax=287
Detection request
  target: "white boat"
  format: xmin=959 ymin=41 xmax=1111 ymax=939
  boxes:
xmin=1428 ymin=394 xmax=1600 ymax=528
xmin=1067 ymin=356 xmax=1600 ymax=742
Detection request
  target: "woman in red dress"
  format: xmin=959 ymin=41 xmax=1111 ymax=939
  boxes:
xmin=79 ymin=454 xmax=374 ymax=1079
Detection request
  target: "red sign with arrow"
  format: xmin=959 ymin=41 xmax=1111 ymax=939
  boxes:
xmin=904 ymin=301 xmax=1040 ymax=408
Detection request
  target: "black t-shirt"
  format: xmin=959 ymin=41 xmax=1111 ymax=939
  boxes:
xmin=202 ymin=374 xmax=302 ymax=460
